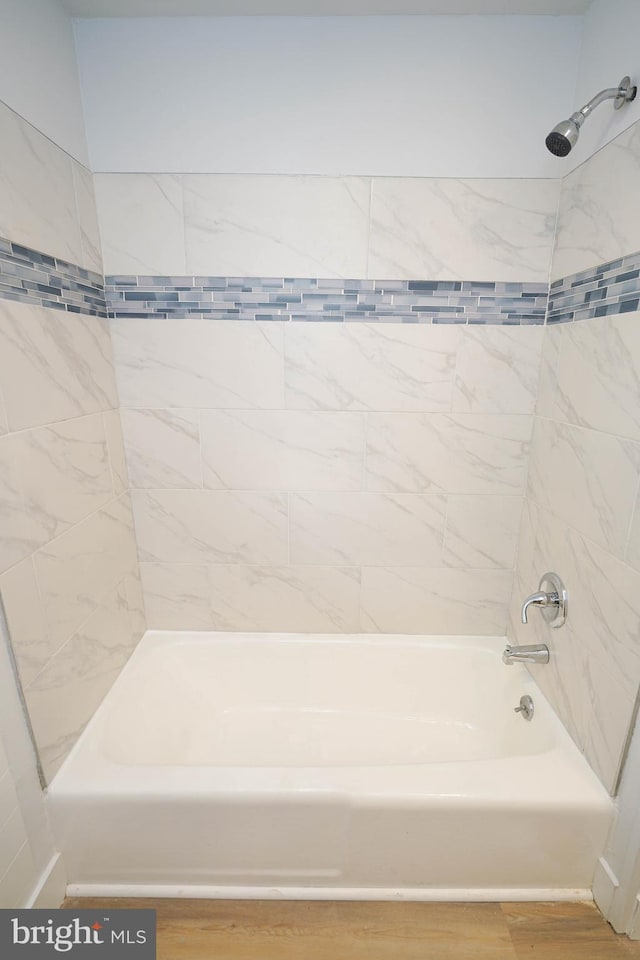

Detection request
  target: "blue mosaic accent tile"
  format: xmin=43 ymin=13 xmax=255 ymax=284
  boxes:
xmin=548 ymin=249 xmax=640 ymax=324
xmin=0 ymin=237 xmax=106 ymax=317
xmin=104 ymin=276 xmax=549 ymax=325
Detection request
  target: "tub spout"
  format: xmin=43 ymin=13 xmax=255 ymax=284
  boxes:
xmin=502 ymin=643 xmax=550 ymax=665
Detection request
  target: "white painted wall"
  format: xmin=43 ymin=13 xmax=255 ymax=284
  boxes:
xmin=0 ymin=0 xmax=88 ymax=164
xmin=74 ymin=15 xmax=582 ymax=177
xmin=566 ymin=0 xmax=640 ymax=171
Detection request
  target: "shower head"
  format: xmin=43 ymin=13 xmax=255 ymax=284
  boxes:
xmin=545 ymin=118 xmax=580 ymax=157
xmin=545 ymin=75 xmax=637 ymax=157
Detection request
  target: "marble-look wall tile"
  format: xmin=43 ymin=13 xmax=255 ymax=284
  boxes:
xmin=0 ymin=809 xmax=29 ymax=882
xmin=0 ymin=302 xmax=118 ymax=431
xmin=511 ymin=492 xmax=640 ymax=793
xmin=183 ymin=175 xmax=370 ymax=278
xmin=0 ymin=391 xmax=7 ymax=437
xmin=284 ymin=323 xmax=459 ymax=412
xmin=132 ymin=489 xmax=288 ymax=565
xmin=24 ymin=577 xmax=138 ymax=782
xmin=0 ymin=435 xmax=44 ymax=574
xmin=507 ymin=501 xmax=589 ymax=750
xmin=361 ymin=567 xmax=513 ymax=635
xmin=584 ymin=668 xmax=638 ymax=794
xmin=13 ymin=414 xmax=113 ymax=543
xmin=290 ymin=492 xmax=446 ymax=566
xmin=207 ymin=564 xmax=361 ymax=633
xmin=564 ymin=531 xmax=640 ymax=705
xmin=123 ymin=569 xmax=147 ymax=646
xmin=121 ymin=409 xmax=202 ymax=489
xmin=366 ymin=413 xmax=532 ymax=495
xmin=548 ymin=312 xmax=640 ymax=442
xmin=535 ymin=325 xmax=562 ymax=420
xmin=369 ymin=178 xmax=559 ymax=283
xmin=140 ymin=563 xmax=212 ymax=630
xmin=0 ymin=559 xmax=51 ymax=688
xmin=104 ymin=410 xmax=129 ymax=496
xmin=527 ymin=417 xmax=640 ymax=559
xmin=452 ymin=326 xmax=544 ymax=414
xmin=623 ymin=488 xmax=640 ymax=576
xmin=0 ymin=101 xmax=82 ymax=266
xmin=443 ymin=495 xmax=522 ymax=569
xmin=0 ymin=768 xmax=18 ymax=826
xmin=33 ymin=494 xmax=138 ymax=651
xmin=138 ymin=562 xmax=363 ymax=634
xmin=94 ymin=174 xmax=186 ymax=276
xmin=110 ymin=319 xmax=283 ymax=410
xmin=72 ymin=162 xmax=103 ymax=275
xmin=552 ymin=119 xmax=640 ymax=281
xmin=201 ymin=410 xmax=365 ymax=492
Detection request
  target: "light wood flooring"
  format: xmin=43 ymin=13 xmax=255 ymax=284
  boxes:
xmin=64 ymin=898 xmax=640 ymax=959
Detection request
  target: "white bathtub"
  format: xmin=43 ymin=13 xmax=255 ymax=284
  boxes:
xmin=47 ymin=631 xmax=613 ymax=901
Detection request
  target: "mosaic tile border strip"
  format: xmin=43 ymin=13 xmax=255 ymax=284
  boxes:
xmin=548 ymin=249 xmax=640 ymax=324
xmin=105 ymin=276 xmax=549 ymax=325
xmin=0 ymin=237 xmax=106 ymax=318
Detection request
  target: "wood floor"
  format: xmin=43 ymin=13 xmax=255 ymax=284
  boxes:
xmin=64 ymin=898 xmax=640 ymax=959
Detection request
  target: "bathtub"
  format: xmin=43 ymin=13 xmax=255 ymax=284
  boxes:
xmin=47 ymin=631 xmax=613 ymax=901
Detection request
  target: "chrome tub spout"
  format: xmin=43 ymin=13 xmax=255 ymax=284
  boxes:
xmin=502 ymin=643 xmax=550 ymax=665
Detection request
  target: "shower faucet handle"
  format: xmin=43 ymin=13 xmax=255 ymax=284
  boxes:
xmin=521 ymin=572 xmax=567 ymax=629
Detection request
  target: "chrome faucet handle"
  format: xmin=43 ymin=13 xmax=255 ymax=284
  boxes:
xmin=521 ymin=591 xmax=550 ymax=623
xmin=520 ymin=572 xmax=567 ymax=628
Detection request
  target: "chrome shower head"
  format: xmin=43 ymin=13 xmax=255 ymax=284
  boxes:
xmin=545 ymin=75 xmax=637 ymax=157
xmin=545 ymin=117 xmax=581 ymax=157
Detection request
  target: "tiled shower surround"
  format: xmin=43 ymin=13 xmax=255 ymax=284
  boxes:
xmin=0 ymin=99 xmax=145 ymax=795
xmin=509 ymin=118 xmax=640 ymax=793
xmin=2 ymin=85 xmax=640 ymax=802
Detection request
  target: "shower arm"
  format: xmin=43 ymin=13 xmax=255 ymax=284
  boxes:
xmin=571 ymin=79 xmax=637 ymax=129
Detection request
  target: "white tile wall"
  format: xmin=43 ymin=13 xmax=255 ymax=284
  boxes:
xmin=0 ymin=302 xmax=118 ymax=432
xmin=552 ymin=120 xmax=640 ymax=282
xmin=183 ymin=175 xmax=370 ymax=279
xmin=540 ymin=314 xmax=640 ymax=441
xmin=132 ymin=489 xmax=289 ymax=565
xmin=72 ymin=162 xmax=103 ymax=275
xmin=527 ymin=416 xmax=640 ymax=559
xmin=116 ymin=321 xmax=532 ymax=636
xmin=0 ymin=101 xmax=101 ymax=273
xmin=511 ymin=119 xmax=640 ymax=792
xmin=452 ymin=326 xmax=544 ymax=414
xmin=0 ymin=613 xmax=57 ymax=908
xmin=110 ymin=319 xmax=283 ymax=410
xmin=200 ymin=411 xmax=366 ymax=492
xmin=369 ymin=178 xmax=560 ymax=283
xmin=95 ymin=173 xmax=560 ymax=282
xmin=0 ymin=106 xmax=146 ymax=869
xmin=290 ymin=492 xmax=447 ymax=567
xmin=94 ymin=174 xmax=185 ymax=276
xmin=25 ymin=574 xmax=142 ymax=781
xmin=284 ymin=324 xmax=459 ymax=412
xmin=365 ymin=412 xmax=532 ymax=495
xmin=121 ymin=409 xmax=202 ymax=489
xmin=361 ymin=567 xmax=513 ymax=635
